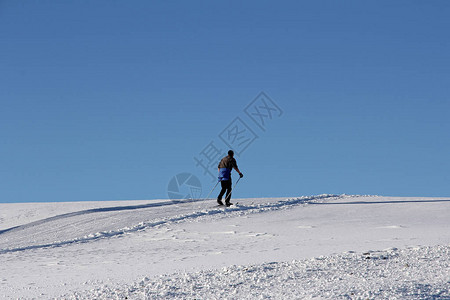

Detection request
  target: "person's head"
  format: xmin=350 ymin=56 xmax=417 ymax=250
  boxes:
xmin=228 ymin=150 xmax=234 ymax=157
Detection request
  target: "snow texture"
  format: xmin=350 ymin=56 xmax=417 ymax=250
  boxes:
xmin=68 ymin=246 xmax=450 ymax=300
xmin=0 ymin=195 xmax=449 ymax=299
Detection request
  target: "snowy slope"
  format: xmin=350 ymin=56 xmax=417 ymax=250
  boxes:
xmin=0 ymin=195 xmax=449 ymax=299
xmin=68 ymin=245 xmax=450 ymax=300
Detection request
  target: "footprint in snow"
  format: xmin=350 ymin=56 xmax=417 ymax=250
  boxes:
xmin=377 ymin=225 xmax=405 ymax=229
xmin=297 ymin=225 xmax=315 ymax=229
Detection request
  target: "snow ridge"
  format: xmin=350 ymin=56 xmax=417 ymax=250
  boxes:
xmin=0 ymin=194 xmax=343 ymax=254
xmin=65 ymin=245 xmax=450 ymax=300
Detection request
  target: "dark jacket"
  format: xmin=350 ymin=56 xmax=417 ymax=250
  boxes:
xmin=218 ymin=155 xmax=238 ymax=181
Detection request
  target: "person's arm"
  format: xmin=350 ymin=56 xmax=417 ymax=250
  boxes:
xmin=233 ymin=159 xmax=243 ymax=177
xmin=234 ymin=166 xmax=243 ymax=178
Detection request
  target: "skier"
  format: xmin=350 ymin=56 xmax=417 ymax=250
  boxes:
xmin=217 ymin=150 xmax=243 ymax=206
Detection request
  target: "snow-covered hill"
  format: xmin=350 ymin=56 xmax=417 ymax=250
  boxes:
xmin=0 ymin=195 xmax=449 ymax=299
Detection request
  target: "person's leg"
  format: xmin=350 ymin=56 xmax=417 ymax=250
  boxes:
xmin=224 ymin=180 xmax=233 ymax=205
xmin=217 ymin=181 xmax=227 ymax=205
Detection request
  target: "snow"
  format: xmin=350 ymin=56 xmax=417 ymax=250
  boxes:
xmin=0 ymin=195 xmax=449 ymax=299
xmin=68 ymin=246 xmax=450 ymax=300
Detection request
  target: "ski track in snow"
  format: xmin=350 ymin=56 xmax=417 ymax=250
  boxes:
xmin=66 ymin=245 xmax=450 ymax=300
xmin=1 ymin=194 xmax=449 ymax=299
xmin=0 ymin=194 xmax=341 ymax=254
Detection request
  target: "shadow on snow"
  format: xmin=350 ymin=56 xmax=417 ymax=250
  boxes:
xmin=2 ymin=195 xmax=448 ymax=254
xmin=0 ymin=198 xmax=203 ymax=235
xmin=0 ymin=195 xmax=340 ymax=254
xmin=313 ymin=199 xmax=450 ymax=206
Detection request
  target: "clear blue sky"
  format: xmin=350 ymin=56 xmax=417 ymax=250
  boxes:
xmin=1 ymin=1 xmax=449 ymax=203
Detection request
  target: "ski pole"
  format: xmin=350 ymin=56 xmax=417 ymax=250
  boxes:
xmin=233 ymin=177 xmax=241 ymax=189
xmin=204 ymin=180 xmax=220 ymax=201
xmin=225 ymin=176 xmax=241 ymax=203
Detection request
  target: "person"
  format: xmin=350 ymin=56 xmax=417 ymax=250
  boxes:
xmin=217 ymin=150 xmax=243 ymax=206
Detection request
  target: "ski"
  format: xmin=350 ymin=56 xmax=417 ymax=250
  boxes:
xmin=215 ymin=202 xmax=239 ymax=208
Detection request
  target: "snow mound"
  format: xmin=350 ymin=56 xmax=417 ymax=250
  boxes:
xmin=66 ymin=245 xmax=450 ymax=300
xmin=0 ymin=194 xmax=341 ymax=254
xmin=1 ymin=195 xmax=449 ymax=299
